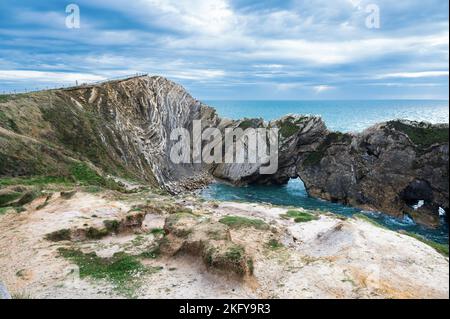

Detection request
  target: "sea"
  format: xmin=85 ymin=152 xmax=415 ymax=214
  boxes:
xmin=200 ymin=100 xmax=449 ymax=244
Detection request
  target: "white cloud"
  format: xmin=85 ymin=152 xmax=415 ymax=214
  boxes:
xmin=166 ymin=69 xmax=226 ymax=80
xmin=0 ymin=70 xmax=105 ymax=84
xmin=276 ymin=83 xmax=304 ymax=91
xmin=376 ymin=71 xmax=449 ymax=79
xmin=314 ymin=85 xmax=335 ymax=93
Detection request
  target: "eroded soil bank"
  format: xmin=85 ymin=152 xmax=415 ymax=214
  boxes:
xmin=0 ymin=186 xmax=448 ymax=299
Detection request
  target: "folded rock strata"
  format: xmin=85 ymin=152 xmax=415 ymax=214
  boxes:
xmin=1 ymin=76 xmax=448 ymax=226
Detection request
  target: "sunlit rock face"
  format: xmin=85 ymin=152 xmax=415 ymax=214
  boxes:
xmin=1 ymin=76 xmax=448 ymax=226
xmin=0 ymin=76 xmax=219 ymax=193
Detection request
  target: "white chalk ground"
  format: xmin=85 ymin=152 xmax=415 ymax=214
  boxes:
xmin=0 ymin=192 xmax=448 ymax=299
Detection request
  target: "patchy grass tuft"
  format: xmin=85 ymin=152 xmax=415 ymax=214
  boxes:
xmin=0 ymin=192 xmax=22 ymax=207
xmin=58 ymin=248 xmax=157 ymax=297
xmin=266 ymin=239 xmax=283 ymax=250
xmin=45 ymin=229 xmax=71 ymax=242
xmin=103 ymin=220 xmax=120 ymax=233
xmin=140 ymin=246 xmax=161 ymax=259
xmin=149 ymin=228 xmax=165 ymax=236
xmin=387 ymin=121 xmax=449 ymax=149
xmin=0 ymin=176 xmax=71 ymax=187
xmin=219 ymin=215 xmax=269 ymax=230
xmin=0 ymin=206 xmax=13 ymax=215
xmin=280 ymin=210 xmax=318 ymax=223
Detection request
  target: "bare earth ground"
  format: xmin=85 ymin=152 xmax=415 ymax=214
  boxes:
xmin=0 ymin=189 xmax=448 ymax=299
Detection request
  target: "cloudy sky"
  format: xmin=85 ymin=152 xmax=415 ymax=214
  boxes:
xmin=0 ymin=0 xmax=448 ymax=99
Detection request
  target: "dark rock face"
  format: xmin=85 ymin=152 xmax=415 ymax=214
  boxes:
xmin=298 ymin=121 xmax=448 ymax=227
xmin=214 ymin=117 xmax=449 ymax=227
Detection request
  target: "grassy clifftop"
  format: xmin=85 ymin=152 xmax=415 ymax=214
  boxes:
xmin=0 ymin=79 xmax=159 ymax=188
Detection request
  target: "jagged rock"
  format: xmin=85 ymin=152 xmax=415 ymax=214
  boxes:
xmin=1 ymin=76 xmax=218 ymax=193
xmin=1 ymin=76 xmax=448 ymax=226
xmin=214 ymin=117 xmax=449 ymax=227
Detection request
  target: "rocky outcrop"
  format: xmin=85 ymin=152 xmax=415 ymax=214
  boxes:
xmin=0 ymin=76 xmax=219 ymax=192
xmin=1 ymin=76 xmax=448 ymax=226
xmin=214 ymin=117 xmax=449 ymax=227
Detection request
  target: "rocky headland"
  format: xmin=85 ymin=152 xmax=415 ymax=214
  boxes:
xmin=0 ymin=75 xmax=448 ymax=299
xmin=1 ymin=75 xmax=448 ymax=227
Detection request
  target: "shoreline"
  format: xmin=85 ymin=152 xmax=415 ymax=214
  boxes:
xmin=0 ymin=186 xmax=448 ymax=299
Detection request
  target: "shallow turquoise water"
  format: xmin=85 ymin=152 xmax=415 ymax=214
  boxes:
xmin=201 ymin=100 xmax=449 ymax=244
xmin=201 ymin=179 xmax=449 ymax=244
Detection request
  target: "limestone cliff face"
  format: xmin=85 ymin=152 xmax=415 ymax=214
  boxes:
xmin=0 ymin=76 xmax=218 ymax=192
xmin=1 ymin=76 xmax=448 ymax=226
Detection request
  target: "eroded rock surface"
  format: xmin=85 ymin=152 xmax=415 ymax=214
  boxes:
xmin=0 ymin=76 xmax=219 ymax=193
xmin=1 ymin=76 xmax=448 ymax=226
xmin=214 ymin=117 xmax=449 ymax=227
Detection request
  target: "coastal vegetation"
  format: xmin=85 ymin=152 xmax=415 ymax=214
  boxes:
xmin=387 ymin=120 xmax=449 ymax=149
xmin=219 ymin=215 xmax=269 ymax=230
xmin=280 ymin=210 xmax=318 ymax=223
xmin=58 ymin=248 xmax=156 ymax=297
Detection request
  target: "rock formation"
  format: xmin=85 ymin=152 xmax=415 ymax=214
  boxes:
xmin=1 ymin=76 xmax=448 ymax=226
xmin=0 ymin=76 xmax=219 ymax=192
xmin=214 ymin=116 xmax=449 ymax=227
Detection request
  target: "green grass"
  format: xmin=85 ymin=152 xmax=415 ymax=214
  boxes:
xmin=387 ymin=121 xmax=449 ymax=149
xmin=0 ymin=176 xmax=71 ymax=187
xmin=0 ymin=192 xmax=22 ymax=207
xmin=401 ymin=232 xmax=449 ymax=257
xmin=82 ymin=185 xmax=103 ymax=193
xmin=0 ymin=189 xmax=41 ymax=208
xmin=85 ymin=227 xmax=111 ymax=239
xmin=58 ymin=248 xmax=155 ymax=297
xmin=0 ymin=95 xmax=11 ymax=103
xmin=0 ymin=110 xmax=19 ymax=132
xmin=14 ymin=206 xmax=26 ymax=213
xmin=280 ymin=210 xmax=318 ymax=223
xmin=219 ymin=215 xmax=269 ymax=230
xmin=70 ymin=163 xmax=105 ymax=186
xmin=225 ymin=245 xmax=245 ymax=261
xmin=140 ymin=246 xmax=161 ymax=259
xmin=0 ymin=163 xmax=123 ymax=191
xmin=0 ymin=206 xmax=13 ymax=215
xmin=45 ymin=229 xmax=71 ymax=241
xmin=149 ymin=228 xmax=165 ymax=236
xmin=278 ymin=118 xmax=299 ymax=138
xmin=103 ymin=220 xmax=120 ymax=233
xmin=266 ymin=239 xmax=283 ymax=250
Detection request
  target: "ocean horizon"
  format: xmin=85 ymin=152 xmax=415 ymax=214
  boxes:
xmin=206 ymin=99 xmax=449 ymax=133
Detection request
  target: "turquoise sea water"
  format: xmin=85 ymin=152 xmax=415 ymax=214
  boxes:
xmin=200 ymin=100 xmax=449 ymax=243
xmin=206 ymin=100 xmax=449 ymax=132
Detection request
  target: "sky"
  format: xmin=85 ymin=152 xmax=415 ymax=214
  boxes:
xmin=0 ymin=0 xmax=448 ymax=100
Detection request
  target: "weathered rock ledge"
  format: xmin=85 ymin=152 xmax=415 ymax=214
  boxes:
xmin=213 ymin=116 xmax=449 ymax=227
xmin=1 ymin=76 xmax=448 ymax=226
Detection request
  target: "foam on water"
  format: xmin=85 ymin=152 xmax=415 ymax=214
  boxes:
xmin=200 ymin=100 xmax=449 ymax=244
xmin=201 ymin=179 xmax=449 ymax=244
